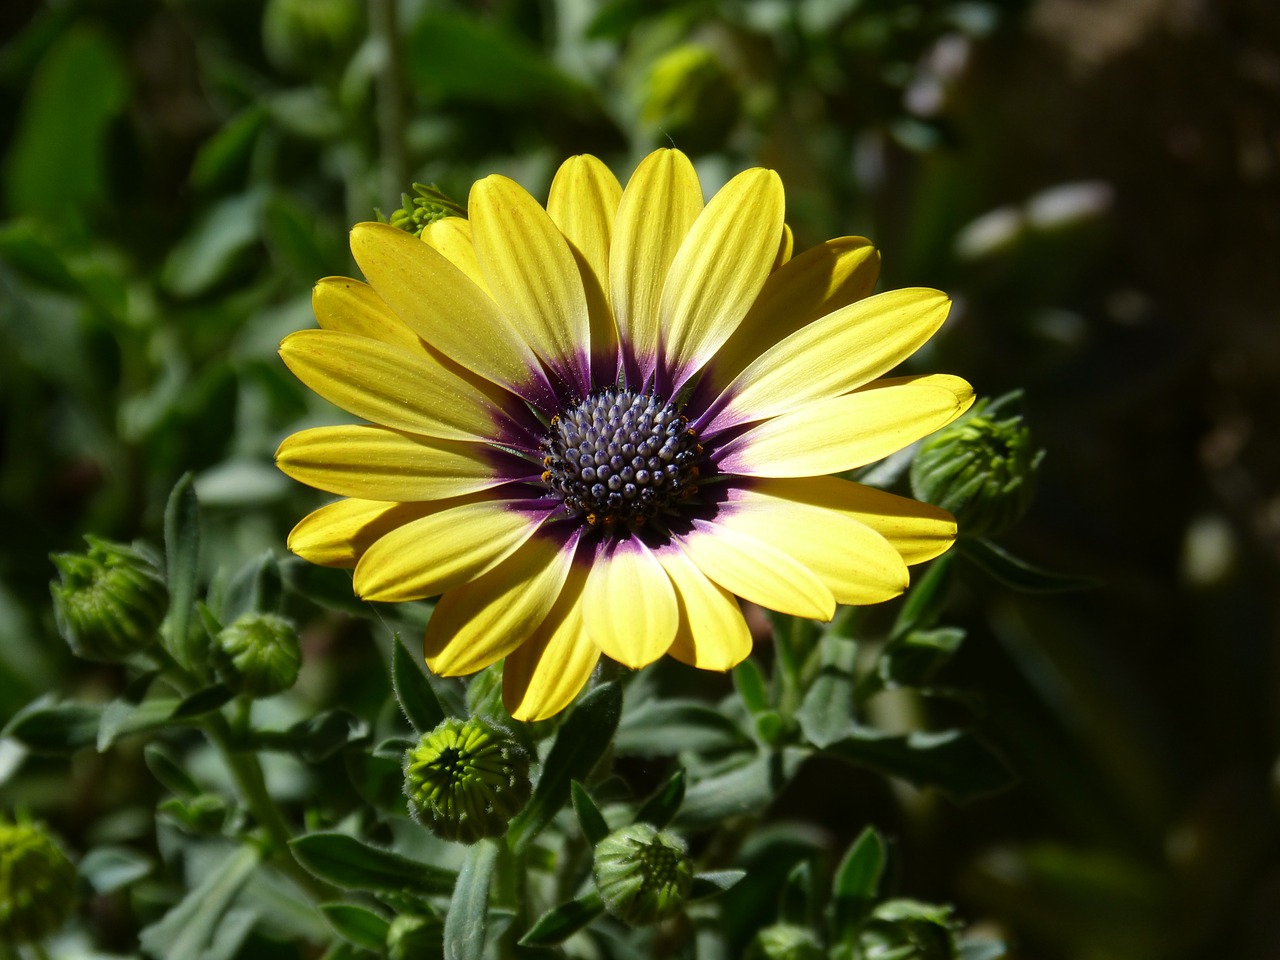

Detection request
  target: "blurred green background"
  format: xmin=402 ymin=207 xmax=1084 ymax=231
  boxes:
xmin=1 ymin=0 xmax=1278 ymax=957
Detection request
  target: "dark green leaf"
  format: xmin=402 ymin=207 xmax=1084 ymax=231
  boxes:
xmin=158 ymin=795 xmax=228 ymax=834
xmin=79 ymin=845 xmax=153 ymax=894
xmin=172 ymin=683 xmax=235 ymax=719
xmin=220 ymin=551 xmax=283 ymax=623
xmin=144 ymin=743 xmax=202 ymax=798
xmin=733 ymin=659 xmax=771 ymax=713
xmin=890 ymin=553 xmax=955 ymax=641
xmin=616 ymin=699 xmax=747 ymax=757
xmin=796 ymin=634 xmax=858 ymax=748
xmin=832 ymin=827 xmax=886 ymax=937
xmin=520 ymin=891 xmax=604 ymax=947
xmin=138 ymin=844 xmax=261 ymax=959
xmin=444 ymin=837 xmax=499 ymax=960
xmin=2 ymin=697 xmax=102 ymax=753
xmin=320 ymin=903 xmax=391 ymax=950
xmin=961 ymin=537 xmax=1100 ymax=593
xmin=635 ymin=769 xmax=685 ymax=829
xmin=279 ymin=559 xmax=369 ymax=616
xmin=190 ymin=105 xmax=267 ymax=190
xmin=161 ymin=189 xmax=267 ymax=297
xmin=251 ymin=710 xmax=369 ymax=762
xmin=678 ymin=748 xmax=808 ymax=829
xmin=822 ymin=728 xmax=1015 ymax=803
xmin=779 ymin=860 xmax=814 ymax=926
xmin=689 ymin=870 xmax=746 ymax=901
xmin=263 ymin=192 xmax=340 ymax=279
xmin=98 ymin=696 xmax=183 ymax=751
xmin=509 ymin=682 xmax=621 ymax=853
xmin=393 ymin=633 xmax=446 ymax=734
xmin=877 ymin=628 xmax=966 ymax=689
xmin=290 ymin=832 xmax=456 ymax=896
xmin=571 ymin=781 xmax=610 ymax=847
xmin=164 ymin=473 xmax=202 ymax=671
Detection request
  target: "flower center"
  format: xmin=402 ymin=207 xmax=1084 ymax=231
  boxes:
xmin=540 ymin=388 xmax=704 ymax=532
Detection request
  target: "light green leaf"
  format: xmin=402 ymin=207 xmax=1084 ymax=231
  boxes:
xmin=290 ymin=832 xmax=456 ymax=896
xmin=443 ymin=837 xmax=499 ymax=960
xmin=796 ymin=634 xmax=858 ymax=748
xmin=161 ymin=189 xmax=267 ymax=298
xmin=2 ymin=697 xmax=102 ymax=753
xmin=678 ymin=748 xmax=808 ymax=829
xmin=616 ymin=699 xmax=748 ymax=757
xmin=321 ymin=902 xmax=392 ymax=950
xmin=79 ymin=845 xmax=153 ymax=894
xmin=832 ymin=827 xmax=886 ymax=937
xmin=164 ymin=473 xmax=202 ymax=671
xmin=138 ymin=844 xmax=260 ymax=959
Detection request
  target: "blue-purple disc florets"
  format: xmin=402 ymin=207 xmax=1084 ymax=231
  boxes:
xmin=541 ymin=388 xmax=704 ymax=532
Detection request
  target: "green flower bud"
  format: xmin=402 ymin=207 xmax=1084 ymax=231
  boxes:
xmin=213 ymin=613 xmax=301 ymax=698
xmin=386 ymin=913 xmax=443 ymax=960
xmin=639 ymin=45 xmax=740 ymax=155
xmin=404 ymin=717 xmax=531 ymax=844
xmin=50 ymin=535 xmax=168 ymax=662
xmin=384 ymin=183 xmax=467 ymax=237
xmin=858 ymin=899 xmax=959 ymax=960
xmin=910 ymin=392 xmax=1045 ymax=538
xmin=756 ymin=923 xmax=825 ymax=960
xmin=592 ymin=823 xmax=693 ymax=927
xmin=0 ymin=814 xmax=77 ymax=944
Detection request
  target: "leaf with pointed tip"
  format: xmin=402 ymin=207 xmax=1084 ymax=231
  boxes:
xmin=571 ymin=781 xmax=609 ymax=846
xmin=443 ymin=837 xmax=499 ymax=960
xmin=320 ymin=903 xmax=391 ymax=950
xmin=615 ymin=699 xmax=748 ymax=757
xmin=144 ymin=743 xmax=202 ymax=798
xmin=290 ymin=832 xmax=456 ymax=896
xmin=689 ymin=871 xmax=746 ymax=901
xmin=822 ymin=728 xmax=1014 ymax=803
xmin=2 ymin=697 xmax=102 ymax=753
xmin=832 ymin=827 xmax=886 ymax=937
xmin=961 ymin=537 xmax=1100 ymax=593
xmin=733 ymin=659 xmax=771 ymax=713
xmin=796 ymin=634 xmax=858 ymax=748
xmin=520 ymin=891 xmax=604 ymax=947
xmin=392 ymin=633 xmax=446 ymax=734
xmin=163 ymin=473 xmax=201 ymax=671
xmin=678 ymin=748 xmax=808 ymax=829
xmin=138 ymin=844 xmax=260 ymax=959
xmin=635 ymin=769 xmax=685 ymax=829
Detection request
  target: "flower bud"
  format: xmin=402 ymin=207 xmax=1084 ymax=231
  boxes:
xmin=592 ymin=823 xmax=693 ymax=927
xmin=858 ymin=899 xmax=959 ymax=960
xmin=386 ymin=913 xmax=443 ymax=960
xmin=0 ymin=814 xmax=77 ymax=944
xmin=756 ymin=923 xmax=825 ymax=960
xmin=910 ymin=393 xmax=1044 ymax=538
xmin=50 ymin=536 xmax=168 ymax=662
xmin=639 ymin=44 xmax=740 ymax=154
xmin=213 ymin=613 xmax=302 ymax=698
xmin=385 ymin=183 xmax=467 ymax=237
xmin=404 ymin=717 xmax=531 ymax=844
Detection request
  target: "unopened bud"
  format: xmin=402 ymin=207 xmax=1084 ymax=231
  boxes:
xmin=213 ymin=613 xmax=301 ymax=698
xmin=50 ymin=536 xmax=167 ymax=662
xmin=593 ymin=822 xmax=693 ymax=927
xmin=0 ymin=814 xmax=77 ymax=944
xmin=404 ymin=717 xmax=531 ymax=844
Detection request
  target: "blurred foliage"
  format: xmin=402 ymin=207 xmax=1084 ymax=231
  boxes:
xmin=2 ymin=0 xmax=1280 ymax=958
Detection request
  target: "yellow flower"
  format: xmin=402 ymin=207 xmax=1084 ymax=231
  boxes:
xmin=276 ymin=149 xmax=972 ymax=720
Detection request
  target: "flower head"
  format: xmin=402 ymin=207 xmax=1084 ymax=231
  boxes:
xmin=0 ymin=814 xmax=77 ymax=944
xmin=277 ymin=149 xmax=971 ymax=719
xmin=212 ymin=612 xmax=302 ymax=698
xmin=592 ymin=822 xmax=693 ymax=927
xmin=50 ymin=535 xmax=168 ymax=662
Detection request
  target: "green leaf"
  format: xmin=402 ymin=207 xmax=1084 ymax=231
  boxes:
xmin=889 ymin=553 xmax=955 ymax=641
xmin=779 ymin=860 xmax=814 ymax=926
xmin=616 ymin=699 xmax=748 ymax=756
xmin=509 ymin=682 xmax=621 ymax=853
xmin=444 ymin=837 xmax=499 ymax=960
xmin=520 ymin=891 xmax=604 ymax=947
xmin=191 ymin=105 xmax=267 ymax=190
xmin=733 ymin=659 xmax=771 ymax=713
xmin=392 ymin=633 xmax=446 ymax=734
xmin=678 ymin=748 xmax=808 ymax=829
xmin=821 ymin=728 xmax=1015 ymax=803
xmin=98 ymin=696 xmax=183 ymax=751
xmin=796 ymin=634 xmax=858 ymax=748
xmin=172 ymin=683 xmax=235 ymax=720
xmin=958 ymin=939 xmax=1009 ymax=960
xmin=571 ymin=781 xmax=610 ymax=847
xmin=251 ymin=710 xmax=370 ymax=762
xmin=960 ymin=537 xmax=1100 ymax=593
xmin=320 ymin=902 xmax=391 ymax=950
xmin=144 ymin=743 xmax=202 ymax=798
xmin=219 ymin=552 xmax=284 ymax=623
xmin=689 ymin=870 xmax=746 ymax=901
xmin=877 ymin=628 xmax=965 ymax=689
xmin=158 ymin=794 xmax=228 ymax=834
xmin=290 ymin=832 xmax=456 ymax=896
xmin=138 ymin=844 xmax=261 ymax=959
xmin=164 ymin=473 xmax=202 ymax=671
xmin=161 ymin=189 xmax=267 ymax=297
xmin=263 ymin=191 xmax=341 ymax=280
xmin=79 ymin=845 xmax=153 ymax=894
xmin=2 ymin=697 xmax=102 ymax=753
xmin=634 ymin=768 xmax=685 ymax=830
xmin=832 ymin=827 xmax=886 ymax=937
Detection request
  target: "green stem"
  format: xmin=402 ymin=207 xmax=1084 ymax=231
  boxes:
xmin=370 ymin=0 xmax=409 ymax=205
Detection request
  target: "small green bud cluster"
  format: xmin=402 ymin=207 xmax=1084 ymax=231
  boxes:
xmin=911 ymin=392 xmax=1045 ymax=538
xmin=212 ymin=613 xmax=302 ymax=698
xmin=384 ymin=184 xmax=467 ymax=237
xmin=592 ymin=822 xmax=693 ymax=927
xmin=50 ymin=536 xmax=168 ymax=662
xmin=0 ymin=814 xmax=77 ymax=944
xmin=404 ymin=717 xmax=531 ymax=844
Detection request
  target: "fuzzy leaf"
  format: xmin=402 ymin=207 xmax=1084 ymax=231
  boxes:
xmin=320 ymin=902 xmax=391 ymax=950
xmin=290 ymin=832 xmax=456 ymax=896
xmin=520 ymin=891 xmax=604 ymax=947
xmin=444 ymin=837 xmax=499 ymax=960
xmin=821 ymin=729 xmax=1014 ymax=803
xmin=392 ymin=633 xmax=446 ymax=734
xmin=571 ymin=781 xmax=610 ymax=846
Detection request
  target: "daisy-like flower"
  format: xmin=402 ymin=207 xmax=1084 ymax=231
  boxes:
xmin=276 ymin=149 xmax=972 ymax=721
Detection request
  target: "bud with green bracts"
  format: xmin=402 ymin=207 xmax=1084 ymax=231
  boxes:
xmin=50 ymin=535 xmax=168 ymax=662
xmin=910 ymin=391 xmax=1045 ymax=538
xmin=593 ymin=823 xmax=693 ymax=927
xmin=403 ymin=717 xmax=531 ymax=844
xmin=213 ymin=613 xmax=302 ymax=698
xmin=384 ymin=183 xmax=467 ymax=237
xmin=0 ymin=814 xmax=77 ymax=944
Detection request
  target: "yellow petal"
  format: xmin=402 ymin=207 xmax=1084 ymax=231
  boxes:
xmin=425 ymin=532 xmax=576 ymax=676
xmin=349 ymin=222 xmax=545 ymax=400
xmin=718 ymin=374 xmax=974 ymax=478
xmin=288 ymin=497 xmax=434 ymax=567
xmin=660 ymin=167 xmax=785 ymax=389
xmin=654 ymin=546 xmax=752 ymax=671
xmin=502 ymin=563 xmax=600 ymax=721
xmin=745 ymin=476 xmax=957 ymax=566
xmin=702 ymin=237 xmax=881 ymax=394
xmin=312 ymin=277 xmax=423 ymax=352
xmin=711 ymin=288 xmax=952 ymax=429
xmin=548 ymin=155 xmax=623 ymax=381
xmin=354 ymin=498 xmax=551 ymax=602
xmin=674 ymin=519 xmax=835 ymax=620
xmin=279 ymin=329 xmax=503 ymax=441
xmin=420 ymin=218 xmax=488 ymax=293
xmin=275 ymin=425 xmax=509 ymax=500
xmin=610 ymin=149 xmax=703 ymax=379
xmin=719 ymin=487 xmax=909 ymax=605
xmin=774 ymin=223 xmax=794 ymax=269
xmin=470 ymin=174 xmax=592 ymax=394
xmin=581 ymin=538 xmax=677 ymax=669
